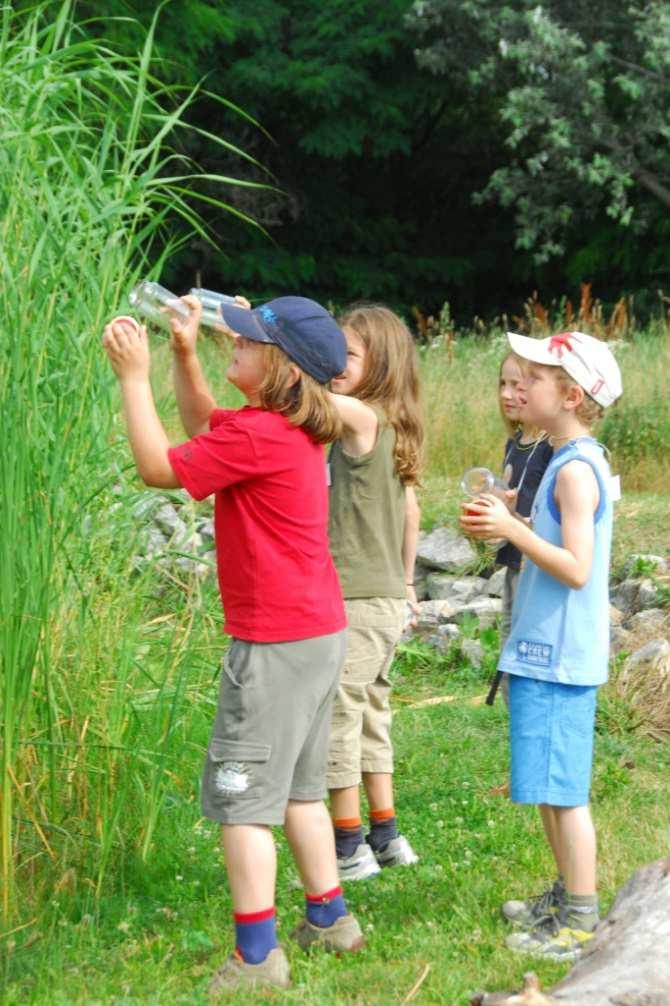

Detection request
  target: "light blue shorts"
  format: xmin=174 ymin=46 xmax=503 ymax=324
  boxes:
xmin=508 ymin=675 xmax=597 ymax=807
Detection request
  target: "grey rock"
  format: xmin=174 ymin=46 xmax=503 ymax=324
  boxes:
xmin=610 ymin=579 xmax=641 ymax=617
xmin=174 ymin=556 xmax=210 ymax=579
xmin=425 ymin=624 xmax=461 ymax=653
xmin=173 ymin=530 xmax=203 ymax=554
xmin=138 ymin=526 xmax=168 ymax=559
xmin=452 ymin=596 xmax=503 ymax=628
xmin=416 ymin=526 xmax=477 ymax=573
xmin=196 ymin=517 xmax=215 ymax=547
xmin=415 ymin=599 xmax=456 ymax=629
xmin=157 ymin=555 xmax=209 ymax=580
xmin=610 ymin=603 xmax=625 ymax=627
xmin=426 ymin=574 xmax=486 ymax=603
xmin=638 ymin=578 xmax=662 ymax=611
xmin=153 ymin=503 xmax=187 ymax=539
xmin=460 ymin=638 xmax=484 ymax=668
xmin=624 ymin=609 xmax=669 ymax=635
xmin=610 ymin=625 xmax=633 ymax=656
xmin=484 ymin=567 xmax=506 ymax=598
xmin=625 ymin=637 xmax=670 ymax=669
xmin=132 ymin=494 xmax=161 ymax=521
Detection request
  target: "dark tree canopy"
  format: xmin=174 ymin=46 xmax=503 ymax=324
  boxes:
xmin=77 ymin=0 xmax=670 ymax=322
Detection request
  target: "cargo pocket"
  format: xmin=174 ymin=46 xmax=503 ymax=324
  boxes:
xmin=204 ymin=737 xmax=271 ymax=805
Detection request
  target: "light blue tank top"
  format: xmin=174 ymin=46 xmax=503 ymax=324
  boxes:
xmin=498 ymin=437 xmax=613 ymax=686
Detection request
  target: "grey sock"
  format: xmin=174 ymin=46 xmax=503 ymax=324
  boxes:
xmin=564 ymin=893 xmax=599 ymax=932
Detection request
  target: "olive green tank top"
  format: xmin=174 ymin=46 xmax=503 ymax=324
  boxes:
xmin=328 ymin=409 xmax=405 ymax=599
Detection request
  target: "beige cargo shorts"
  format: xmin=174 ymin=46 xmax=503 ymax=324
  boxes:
xmin=326 ymin=597 xmax=405 ymax=789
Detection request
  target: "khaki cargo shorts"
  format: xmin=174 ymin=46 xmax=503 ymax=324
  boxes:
xmin=326 ymin=597 xmax=405 ymax=789
xmin=202 ymin=630 xmax=346 ymax=826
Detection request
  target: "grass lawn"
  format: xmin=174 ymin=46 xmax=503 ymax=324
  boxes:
xmin=6 ymin=621 xmax=670 ymax=1005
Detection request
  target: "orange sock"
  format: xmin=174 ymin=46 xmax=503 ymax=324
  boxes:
xmin=333 ymin=816 xmax=362 ymax=830
xmin=369 ymin=807 xmax=395 ymax=822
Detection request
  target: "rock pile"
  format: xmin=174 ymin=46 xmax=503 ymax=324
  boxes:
xmin=407 ymin=529 xmax=669 ymax=672
xmin=131 ymin=499 xmax=669 ymax=673
xmin=131 ymin=492 xmax=215 ymax=581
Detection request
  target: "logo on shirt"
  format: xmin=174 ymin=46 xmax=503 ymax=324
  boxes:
xmin=517 ymin=639 xmax=553 ymax=668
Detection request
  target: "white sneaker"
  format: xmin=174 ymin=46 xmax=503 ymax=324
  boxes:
xmin=337 ymin=842 xmax=382 ymax=881
xmin=373 ymin=835 xmax=419 ymax=868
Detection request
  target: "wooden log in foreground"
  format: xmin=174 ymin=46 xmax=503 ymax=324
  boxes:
xmin=471 ymin=858 xmax=670 ymax=1006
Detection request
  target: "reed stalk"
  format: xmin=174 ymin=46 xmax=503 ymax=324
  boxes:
xmin=0 ymin=2 xmax=258 ymax=921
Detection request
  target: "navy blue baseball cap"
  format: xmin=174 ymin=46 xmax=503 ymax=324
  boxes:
xmin=219 ymin=296 xmax=346 ymax=384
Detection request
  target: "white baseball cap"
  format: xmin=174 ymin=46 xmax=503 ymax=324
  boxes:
xmin=507 ymin=330 xmax=623 ymax=407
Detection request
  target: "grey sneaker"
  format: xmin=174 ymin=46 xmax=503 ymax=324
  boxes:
xmin=506 ymin=912 xmax=596 ymax=961
xmin=291 ymin=913 xmax=365 ymax=954
xmin=208 ymin=946 xmax=290 ymax=995
xmin=502 ymin=878 xmax=566 ymax=928
xmin=372 ymin=834 xmax=419 ymax=868
xmin=337 ymin=841 xmax=381 ymax=881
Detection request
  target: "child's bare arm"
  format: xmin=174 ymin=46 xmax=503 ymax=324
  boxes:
xmin=402 ymin=485 xmax=421 ymax=588
xmin=328 ymin=393 xmax=378 ymax=455
xmin=103 ymin=320 xmax=180 ymax=488
xmin=403 ymin=485 xmax=421 ymax=621
xmin=170 ymin=295 xmax=217 ymax=437
xmin=461 ymin=461 xmax=598 ymax=589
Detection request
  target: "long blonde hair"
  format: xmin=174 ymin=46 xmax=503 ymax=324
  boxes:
xmin=257 ymin=344 xmax=342 ymax=444
xmin=337 ymin=304 xmax=423 ymax=484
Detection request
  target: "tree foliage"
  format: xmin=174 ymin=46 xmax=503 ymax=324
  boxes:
xmin=410 ymin=0 xmax=670 ymax=265
xmin=70 ymin=0 xmax=670 ymax=321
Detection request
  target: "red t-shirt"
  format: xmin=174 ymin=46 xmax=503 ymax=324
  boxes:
xmin=167 ymin=407 xmax=345 ymax=643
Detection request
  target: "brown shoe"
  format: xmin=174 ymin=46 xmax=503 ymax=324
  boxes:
xmin=290 ymin=913 xmax=365 ymax=954
xmin=208 ymin=947 xmax=291 ymax=996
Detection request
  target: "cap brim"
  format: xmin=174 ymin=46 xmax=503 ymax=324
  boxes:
xmin=219 ymin=303 xmax=275 ymax=343
xmin=507 ymin=332 xmax=557 ymax=365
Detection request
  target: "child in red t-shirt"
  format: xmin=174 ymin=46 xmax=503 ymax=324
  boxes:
xmin=103 ymin=295 xmax=363 ymax=994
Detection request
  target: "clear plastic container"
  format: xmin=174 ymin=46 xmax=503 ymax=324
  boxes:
xmin=128 ymin=280 xmax=190 ymax=332
xmin=189 ymin=288 xmax=237 ymax=311
xmin=189 ymin=288 xmax=236 ymax=329
xmin=460 ymin=468 xmax=509 ymax=534
xmin=128 ymin=281 xmax=235 ymax=332
xmin=460 ymin=467 xmax=509 ymax=498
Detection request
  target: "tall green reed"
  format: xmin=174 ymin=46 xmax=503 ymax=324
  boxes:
xmin=0 ymin=1 xmax=259 ymax=920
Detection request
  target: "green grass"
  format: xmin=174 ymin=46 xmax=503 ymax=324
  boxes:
xmin=4 ymin=636 xmax=670 ymax=1004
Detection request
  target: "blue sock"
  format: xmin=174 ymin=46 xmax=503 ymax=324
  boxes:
xmin=333 ymin=818 xmax=364 ymax=858
xmin=306 ymin=886 xmax=348 ymax=928
xmin=234 ymin=907 xmax=278 ymax=964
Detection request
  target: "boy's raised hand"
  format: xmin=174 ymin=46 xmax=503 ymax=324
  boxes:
xmin=169 ymin=294 xmax=202 ymax=356
xmin=103 ymin=317 xmax=150 ymax=382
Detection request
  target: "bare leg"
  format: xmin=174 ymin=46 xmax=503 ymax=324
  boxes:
xmin=284 ymin=799 xmax=340 ymax=893
xmin=329 ymin=785 xmax=361 ymax=822
xmin=553 ymin=804 xmax=597 ymax=895
xmin=362 ymin=771 xmax=393 ymax=812
xmin=539 ymin=804 xmax=566 ymax=877
xmin=221 ymin=823 xmax=276 ymax=913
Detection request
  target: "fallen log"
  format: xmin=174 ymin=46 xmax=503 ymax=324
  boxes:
xmin=471 ymin=858 xmax=670 ymax=1006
